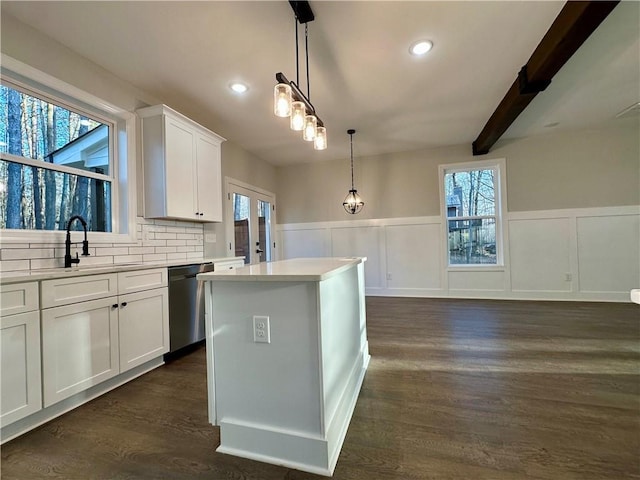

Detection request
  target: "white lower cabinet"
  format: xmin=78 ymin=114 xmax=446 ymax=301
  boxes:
xmin=119 ymin=287 xmax=169 ymax=372
xmin=41 ymin=297 xmax=120 ymax=407
xmin=0 ymin=311 xmax=42 ymax=427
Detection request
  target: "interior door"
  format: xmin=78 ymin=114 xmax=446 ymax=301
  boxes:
xmin=227 ymin=181 xmax=276 ymax=265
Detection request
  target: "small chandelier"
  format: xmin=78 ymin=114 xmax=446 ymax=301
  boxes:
xmin=273 ymin=1 xmax=327 ymax=150
xmin=343 ymin=129 xmax=364 ymax=214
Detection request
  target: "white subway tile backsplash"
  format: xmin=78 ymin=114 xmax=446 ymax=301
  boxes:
xmin=0 ymin=217 xmax=205 ymax=273
xmin=166 ymin=252 xmax=188 ymax=261
xmin=143 ymin=253 xmax=168 ymax=262
xmin=0 ymin=259 xmax=31 ymax=271
xmin=176 ymin=234 xmax=196 ymax=240
xmin=30 ymin=258 xmax=64 ymax=269
xmin=155 ymin=246 xmax=178 ymax=254
xmin=1 ymin=248 xmax=54 ymax=260
xmin=128 ymin=246 xmax=155 ymax=255
xmin=143 ymin=239 xmax=167 ymax=247
xmin=114 ymin=255 xmax=144 ymax=264
xmin=96 ymin=247 xmax=130 ymax=256
xmin=155 ymin=233 xmax=177 ymax=240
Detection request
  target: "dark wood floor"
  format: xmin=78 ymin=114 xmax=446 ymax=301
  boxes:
xmin=2 ymin=298 xmax=639 ymax=479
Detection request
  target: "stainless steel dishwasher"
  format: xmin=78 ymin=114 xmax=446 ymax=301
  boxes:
xmin=168 ymin=263 xmax=215 ymax=353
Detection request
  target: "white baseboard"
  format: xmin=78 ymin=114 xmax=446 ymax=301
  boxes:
xmin=217 ymin=345 xmax=371 ymax=476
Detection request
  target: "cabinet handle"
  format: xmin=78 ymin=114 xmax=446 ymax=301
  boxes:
xmin=199 ymin=212 xmax=204 ymax=216
xmin=121 ymin=302 xmax=128 ymax=307
xmin=195 ymin=212 xmax=200 ymax=216
xmin=112 ymin=304 xmax=118 ymax=309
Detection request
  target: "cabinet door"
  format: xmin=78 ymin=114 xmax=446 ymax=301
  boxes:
xmin=42 ymin=297 xmax=120 ymax=407
xmin=164 ymin=116 xmax=197 ymax=219
xmin=119 ymin=287 xmax=169 ymax=373
xmin=1 ymin=311 xmax=42 ymax=427
xmin=195 ymin=133 xmax=222 ymax=222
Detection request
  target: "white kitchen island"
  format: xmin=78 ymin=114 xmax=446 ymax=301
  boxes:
xmin=198 ymin=257 xmax=369 ymax=476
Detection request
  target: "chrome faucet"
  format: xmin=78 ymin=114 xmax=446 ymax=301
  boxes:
xmin=64 ymin=215 xmax=90 ymax=268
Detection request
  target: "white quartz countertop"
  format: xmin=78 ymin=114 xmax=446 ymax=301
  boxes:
xmin=0 ymin=257 xmax=244 ymax=285
xmin=197 ymin=257 xmax=365 ymax=282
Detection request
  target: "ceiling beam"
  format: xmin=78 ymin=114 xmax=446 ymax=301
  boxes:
xmin=472 ymin=1 xmax=620 ymax=156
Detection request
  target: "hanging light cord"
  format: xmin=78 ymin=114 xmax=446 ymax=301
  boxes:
xmin=305 ymin=23 xmax=310 ymax=101
xmin=350 ymin=132 xmax=355 ymax=190
xmin=295 ymin=18 xmax=299 ymax=85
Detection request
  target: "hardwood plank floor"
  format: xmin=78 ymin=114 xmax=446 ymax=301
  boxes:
xmin=2 ymin=298 xmax=638 ymax=479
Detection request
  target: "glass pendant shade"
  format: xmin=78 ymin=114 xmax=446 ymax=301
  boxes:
xmin=274 ymin=83 xmax=292 ymax=117
xmin=343 ymin=189 xmax=364 ymax=214
xmin=290 ymin=101 xmax=306 ymax=131
xmin=303 ymin=114 xmax=317 ymax=141
xmin=314 ymin=126 xmax=327 ymax=150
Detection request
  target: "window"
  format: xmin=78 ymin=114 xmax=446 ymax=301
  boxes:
xmin=440 ymin=159 xmax=505 ymax=266
xmin=0 ymin=81 xmax=113 ymax=232
xmin=0 ymin=55 xmax=135 ymax=243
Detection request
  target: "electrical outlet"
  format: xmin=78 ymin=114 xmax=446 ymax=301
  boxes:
xmin=565 ymin=273 xmax=573 ymax=281
xmin=387 ymin=272 xmax=392 ymax=281
xmin=253 ymin=315 xmax=270 ymax=344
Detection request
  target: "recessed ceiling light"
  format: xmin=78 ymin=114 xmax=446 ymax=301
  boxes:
xmin=229 ymin=82 xmax=248 ymax=94
xmin=409 ymin=40 xmax=433 ymax=56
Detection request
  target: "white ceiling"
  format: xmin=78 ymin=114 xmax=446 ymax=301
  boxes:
xmin=2 ymin=1 xmax=638 ymax=166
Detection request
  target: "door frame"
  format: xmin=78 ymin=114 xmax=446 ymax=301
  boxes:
xmin=224 ymin=177 xmax=277 ymax=265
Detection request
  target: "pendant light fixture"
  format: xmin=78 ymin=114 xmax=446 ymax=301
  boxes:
xmin=343 ymin=129 xmax=364 ymax=214
xmin=274 ymin=1 xmax=327 ymax=150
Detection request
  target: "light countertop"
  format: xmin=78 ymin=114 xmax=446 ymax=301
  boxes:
xmin=0 ymin=257 xmax=244 ymax=285
xmin=197 ymin=257 xmax=365 ymax=282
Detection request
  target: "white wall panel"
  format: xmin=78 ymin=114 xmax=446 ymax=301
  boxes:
xmin=277 ymin=206 xmax=638 ymax=301
xmin=577 ymin=215 xmax=640 ymax=293
xmin=385 ymin=224 xmax=441 ymax=289
xmin=331 ymin=227 xmax=383 ymax=289
xmin=281 ymin=229 xmax=330 ymax=260
xmin=509 ymin=218 xmax=572 ymax=292
xmin=448 ymin=270 xmax=505 ymax=292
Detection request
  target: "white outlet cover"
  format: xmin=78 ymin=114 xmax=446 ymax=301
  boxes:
xmin=253 ymin=315 xmax=270 ymax=344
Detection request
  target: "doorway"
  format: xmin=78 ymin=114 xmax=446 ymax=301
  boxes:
xmin=226 ymin=179 xmax=276 ymax=265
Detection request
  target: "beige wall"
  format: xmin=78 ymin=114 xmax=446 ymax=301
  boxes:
xmin=221 ymin=142 xmax=277 ymax=194
xmin=277 ymin=120 xmax=640 ymax=224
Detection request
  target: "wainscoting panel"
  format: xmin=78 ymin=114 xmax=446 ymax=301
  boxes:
xmin=280 ymin=229 xmax=331 ymax=260
xmin=277 ymin=207 xmax=639 ymax=302
xmin=577 ymin=214 xmax=640 ymax=294
xmin=385 ymin=224 xmax=441 ymax=291
xmin=509 ymin=218 xmax=572 ymax=293
xmin=448 ymin=270 xmax=506 ymax=293
xmin=331 ymin=227 xmax=383 ymax=290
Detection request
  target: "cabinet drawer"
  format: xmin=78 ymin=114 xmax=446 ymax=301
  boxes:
xmin=213 ymin=260 xmax=245 ymax=271
xmin=118 ymin=268 xmax=168 ymax=294
xmin=41 ymin=273 xmax=118 ymax=309
xmin=0 ymin=282 xmax=39 ymax=316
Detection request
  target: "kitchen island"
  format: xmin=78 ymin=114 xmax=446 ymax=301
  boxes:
xmin=198 ymin=257 xmax=369 ymax=476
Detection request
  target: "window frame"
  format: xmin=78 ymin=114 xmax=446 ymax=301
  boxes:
xmin=0 ymin=54 xmax=137 ymax=244
xmin=438 ymin=158 xmax=507 ymax=270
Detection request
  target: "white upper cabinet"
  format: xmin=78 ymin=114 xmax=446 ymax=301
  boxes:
xmin=138 ymin=104 xmax=226 ymax=222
